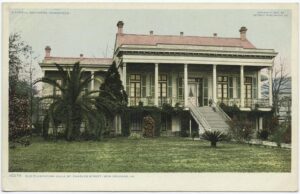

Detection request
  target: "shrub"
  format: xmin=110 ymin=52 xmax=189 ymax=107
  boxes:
xmin=283 ymin=122 xmax=291 ymax=143
xmin=128 ymin=133 xmax=143 ymax=140
xmin=272 ymin=121 xmax=291 ymax=144
xmin=143 ymin=115 xmax=155 ymax=137
xmin=228 ymin=116 xmax=254 ymax=142
xmin=270 ymin=128 xmax=285 ymax=147
xmin=258 ymin=129 xmax=269 ymax=140
xmin=192 ymin=131 xmax=199 ymax=140
xmin=201 ymin=130 xmax=227 ymax=147
xmin=180 ymin=111 xmax=190 ymax=137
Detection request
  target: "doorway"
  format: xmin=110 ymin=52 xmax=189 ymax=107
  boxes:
xmin=188 ymin=78 xmax=208 ymax=107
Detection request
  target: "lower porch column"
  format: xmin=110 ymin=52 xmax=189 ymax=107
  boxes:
xmin=212 ymin=64 xmax=217 ymax=103
xmin=268 ymin=67 xmax=273 ymax=106
xmin=122 ymin=63 xmax=127 ymax=92
xmin=154 ymin=63 xmax=159 ymax=106
xmin=184 ymin=64 xmax=188 ymax=107
xmin=91 ymin=71 xmax=95 ymax=90
xmin=240 ymin=65 xmax=245 ymax=107
xmin=259 ymin=116 xmax=263 ymax=130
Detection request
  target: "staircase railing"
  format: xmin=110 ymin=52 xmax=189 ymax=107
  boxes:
xmin=212 ymin=100 xmax=231 ymax=121
xmin=188 ymin=100 xmax=211 ymax=131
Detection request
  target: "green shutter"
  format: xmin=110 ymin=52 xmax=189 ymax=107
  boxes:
xmin=168 ymin=74 xmax=172 ymax=98
xmin=126 ymin=74 xmax=130 ymax=94
xmin=150 ymin=75 xmax=154 ymax=97
xmin=253 ymin=76 xmax=257 ymax=99
xmin=142 ymin=74 xmax=147 ymax=97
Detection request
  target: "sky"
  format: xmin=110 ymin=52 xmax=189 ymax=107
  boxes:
xmin=9 ymin=8 xmax=292 ymax=76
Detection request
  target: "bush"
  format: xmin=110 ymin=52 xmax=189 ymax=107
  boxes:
xmin=192 ymin=131 xmax=199 ymax=140
xmin=228 ymin=116 xmax=254 ymax=142
xmin=180 ymin=111 xmax=190 ymax=137
xmin=143 ymin=115 xmax=155 ymax=137
xmin=258 ymin=129 xmax=269 ymax=140
xmin=201 ymin=130 xmax=227 ymax=147
xmin=128 ymin=133 xmax=143 ymax=140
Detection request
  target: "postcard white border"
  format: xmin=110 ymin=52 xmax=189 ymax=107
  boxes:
xmin=1 ymin=2 xmax=299 ymax=191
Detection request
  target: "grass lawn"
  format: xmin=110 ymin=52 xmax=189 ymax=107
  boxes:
xmin=9 ymin=137 xmax=291 ymax=172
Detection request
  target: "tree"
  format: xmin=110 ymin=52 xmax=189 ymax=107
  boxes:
xmin=35 ymin=62 xmax=114 ymax=141
xmin=263 ymin=59 xmax=290 ymax=116
xmin=9 ymin=33 xmax=34 ymax=142
xmin=98 ymin=62 xmax=128 ymax=134
xmin=99 ymin=62 xmax=127 ymax=107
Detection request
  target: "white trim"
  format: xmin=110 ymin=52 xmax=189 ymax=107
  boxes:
xmin=122 ymin=55 xmax=274 ymax=67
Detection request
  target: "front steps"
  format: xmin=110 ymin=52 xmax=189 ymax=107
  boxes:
xmin=189 ymin=104 xmax=231 ymax=133
xmin=198 ymin=106 xmax=230 ymax=131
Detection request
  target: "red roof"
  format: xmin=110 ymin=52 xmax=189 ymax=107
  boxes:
xmin=42 ymin=57 xmax=113 ymax=65
xmin=116 ymin=34 xmax=256 ymax=49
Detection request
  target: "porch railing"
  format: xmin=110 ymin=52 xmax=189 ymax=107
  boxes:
xmin=218 ymin=98 xmax=270 ymax=109
xmin=128 ymin=97 xmax=184 ymax=107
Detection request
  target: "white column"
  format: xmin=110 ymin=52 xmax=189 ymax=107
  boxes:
xmin=212 ymin=65 xmax=217 ymax=103
xmin=154 ymin=63 xmax=159 ymax=106
xmin=240 ymin=65 xmax=245 ymax=107
xmin=257 ymin=69 xmax=261 ymax=99
xmin=91 ymin=71 xmax=95 ymax=90
xmin=268 ymin=67 xmax=273 ymax=106
xmin=122 ymin=63 xmax=127 ymax=91
xmin=259 ymin=116 xmax=263 ymax=130
xmin=184 ymin=64 xmax=188 ymax=107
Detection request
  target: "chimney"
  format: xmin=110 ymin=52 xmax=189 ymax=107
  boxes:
xmin=213 ymin=33 xmax=217 ymax=37
xmin=239 ymin=26 xmax=247 ymax=41
xmin=80 ymin=54 xmax=84 ymax=59
xmin=45 ymin=46 xmax=51 ymax=57
xmin=117 ymin=21 xmax=124 ymax=34
xmin=180 ymin=32 xmax=184 ymax=36
xmin=150 ymin=30 xmax=154 ymax=35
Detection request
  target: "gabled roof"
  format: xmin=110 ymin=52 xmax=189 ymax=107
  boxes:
xmin=116 ymin=34 xmax=256 ymax=49
xmin=41 ymin=57 xmax=113 ymax=65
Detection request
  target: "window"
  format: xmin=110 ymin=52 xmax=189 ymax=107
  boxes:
xmin=158 ymin=74 xmax=167 ymax=97
xmin=244 ymin=77 xmax=252 ymax=99
xmin=217 ymin=76 xmax=228 ymax=99
xmin=130 ymin=74 xmax=141 ymax=105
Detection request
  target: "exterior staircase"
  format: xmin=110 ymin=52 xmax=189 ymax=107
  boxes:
xmin=188 ymin=102 xmax=231 ymax=133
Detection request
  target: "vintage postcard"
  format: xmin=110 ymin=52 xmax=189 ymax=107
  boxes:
xmin=1 ymin=2 xmax=298 ymax=191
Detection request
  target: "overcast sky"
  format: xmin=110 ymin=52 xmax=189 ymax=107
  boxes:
xmin=9 ymin=8 xmax=292 ymax=74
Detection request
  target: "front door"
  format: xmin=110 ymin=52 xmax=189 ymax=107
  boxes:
xmin=188 ymin=78 xmax=208 ymax=107
xmin=188 ymin=83 xmax=197 ymax=106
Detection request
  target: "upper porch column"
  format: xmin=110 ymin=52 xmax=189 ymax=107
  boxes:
xmin=257 ymin=70 xmax=261 ymax=99
xmin=154 ymin=63 xmax=159 ymax=106
xmin=240 ymin=65 xmax=245 ymax=107
xmin=122 ymin=63 xmax=127 ymax=92
xmin=184 ymin=64 xmax=188 ymax=107
xmin=212 ymin=65 xmax=217 ymax=103
xmin=268 ymin=67 xmax=273 ymax=106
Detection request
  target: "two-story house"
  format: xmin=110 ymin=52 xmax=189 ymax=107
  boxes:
xmin=39 ymin=21 xmax=277 ymax=135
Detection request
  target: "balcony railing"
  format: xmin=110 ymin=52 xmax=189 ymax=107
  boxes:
xmin=218 ymin=98 xmax=270 ymax=109
xmin=128 ymin=97 xmax=184 ymax=107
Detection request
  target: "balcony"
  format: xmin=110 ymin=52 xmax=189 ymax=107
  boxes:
xmin=128 ymin=97 xmax=184 ymax=107
xmin=218 ymin=98 xmax=271 ymax=109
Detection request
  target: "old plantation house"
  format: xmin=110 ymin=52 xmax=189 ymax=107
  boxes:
xmin=39 ymin=21 xmax=277 ymax=136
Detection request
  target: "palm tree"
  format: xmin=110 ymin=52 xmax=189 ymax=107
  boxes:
xmin=35 ymin=62 xmax=115 ymax=141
